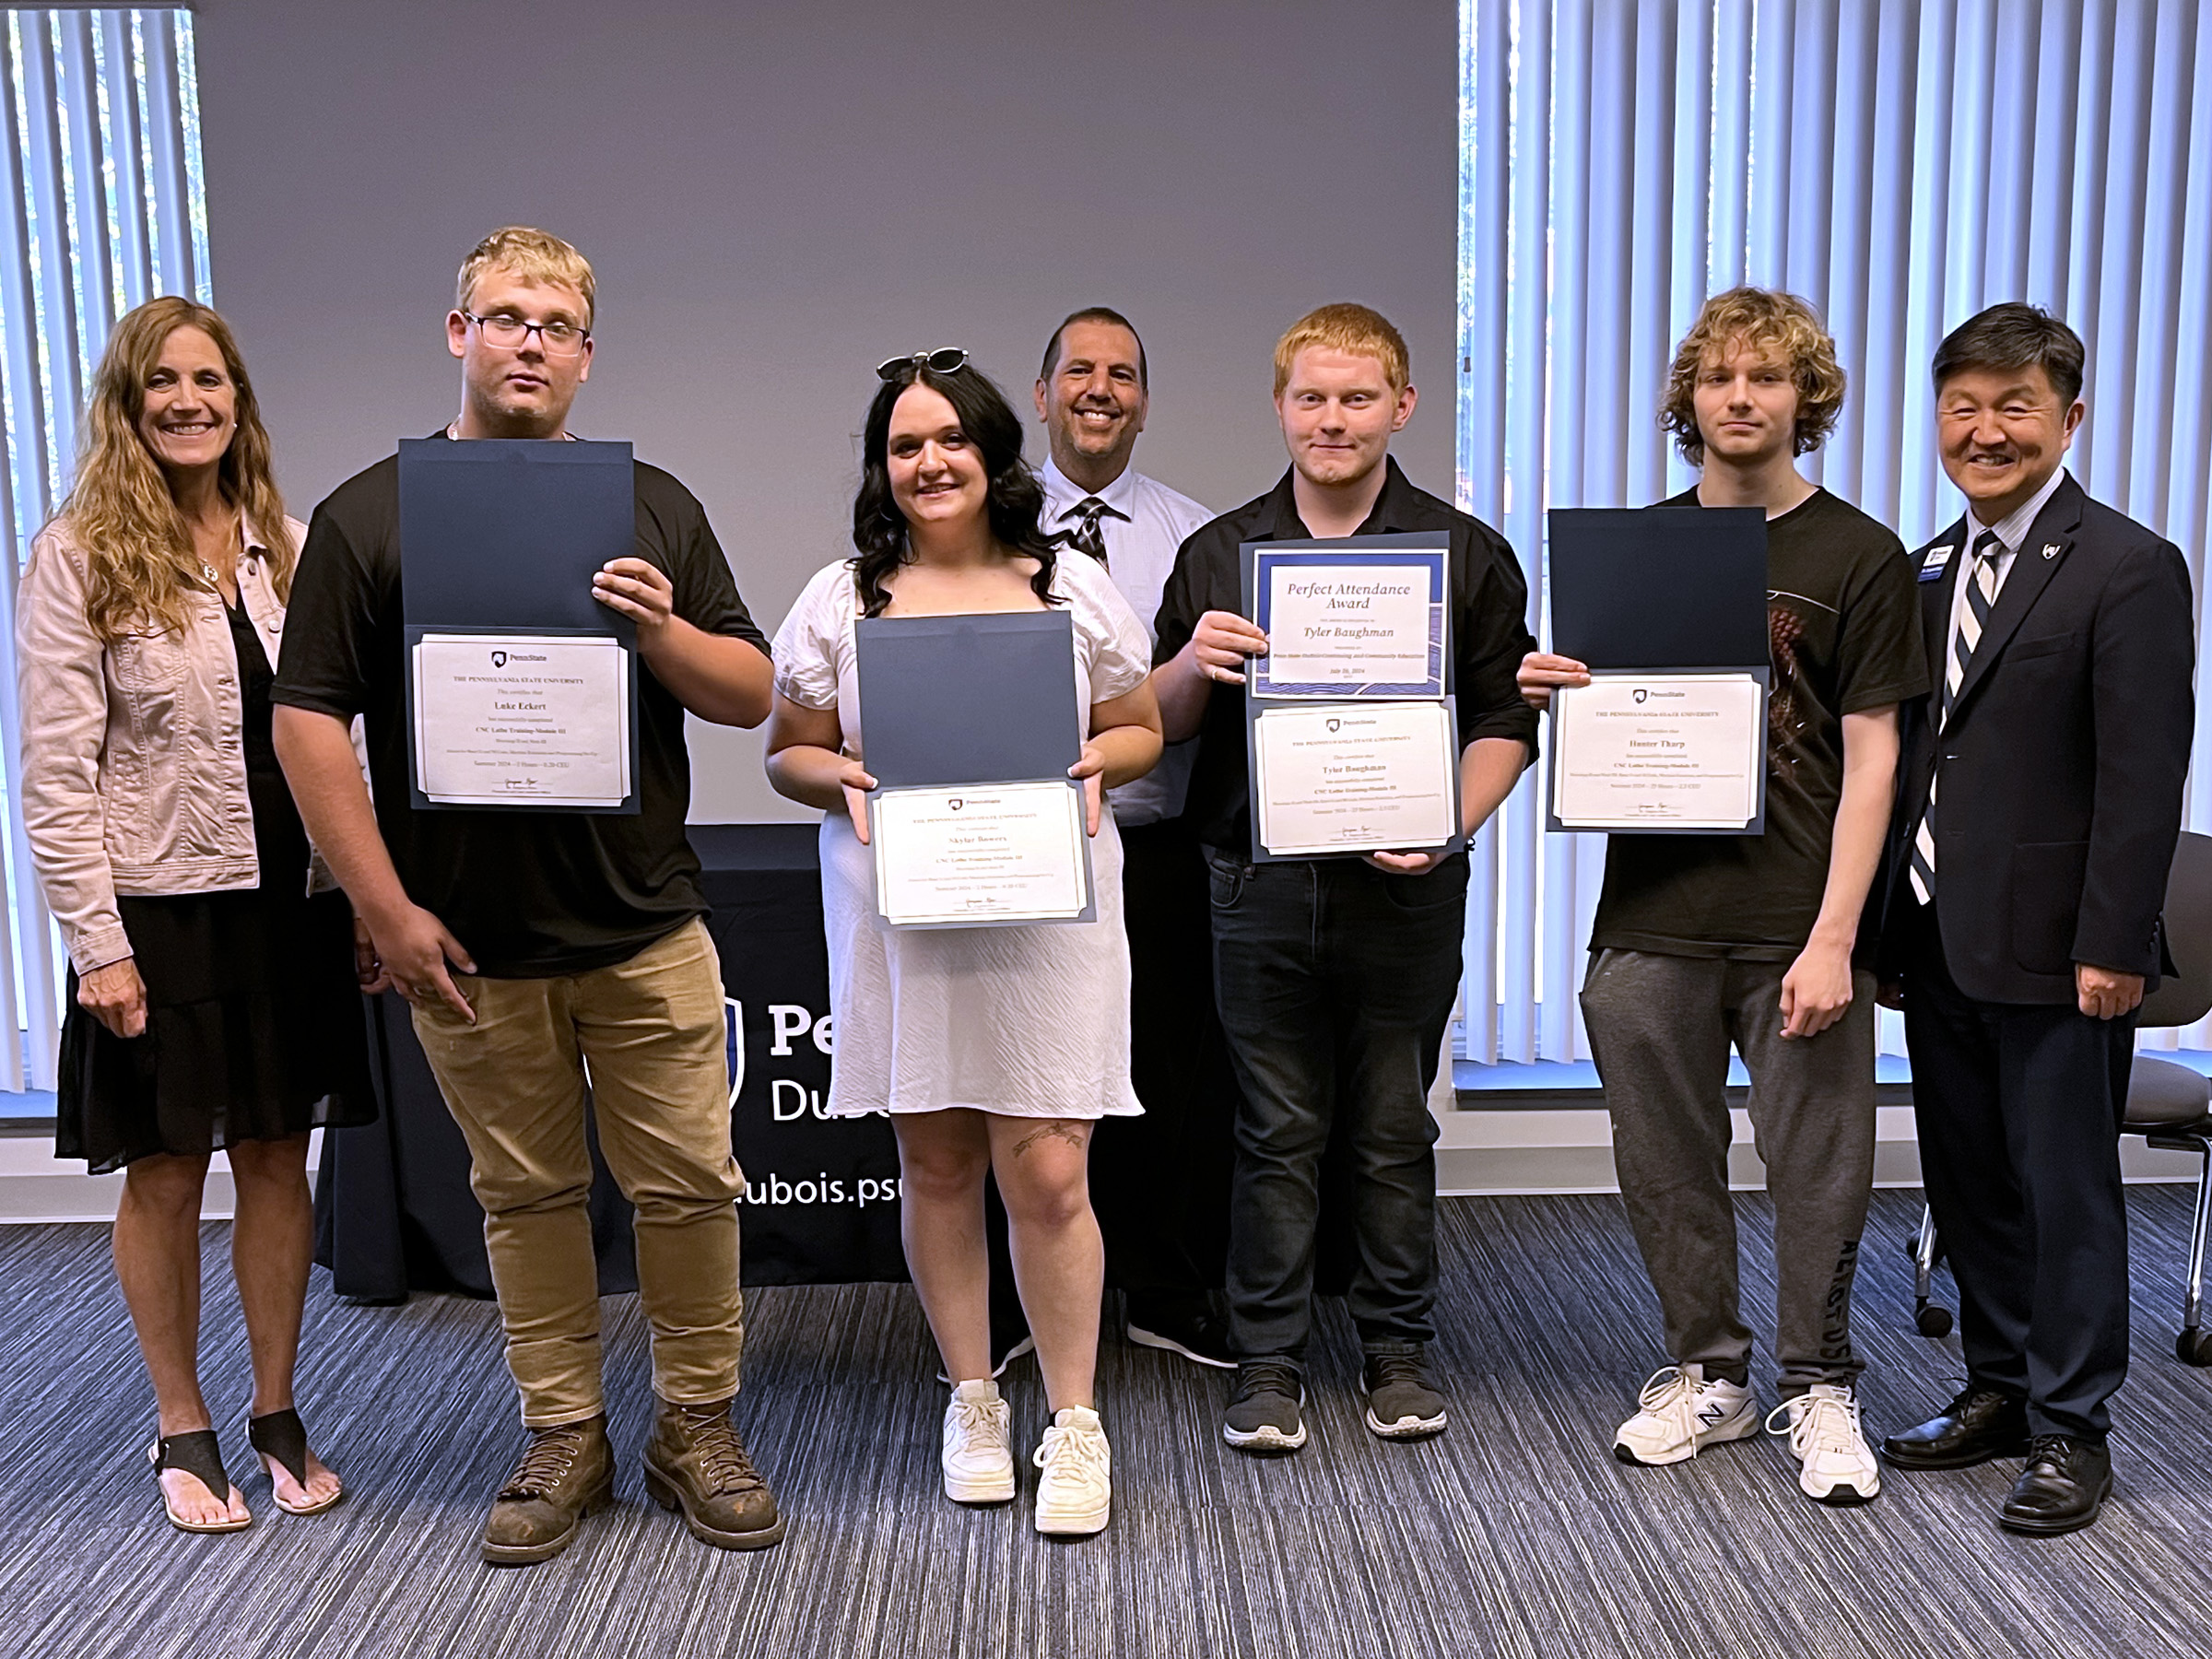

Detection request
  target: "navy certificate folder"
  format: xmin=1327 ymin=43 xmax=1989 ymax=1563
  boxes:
xmin=854 ymin=612 xmax=1081 ymax=787
xmin=396 ymin=437 xmax=641 ymax=814
xmin=397 ymin=438 xmax=636 ymax=644
xmin=1546 ymin=506 xmax=1767 ymax=668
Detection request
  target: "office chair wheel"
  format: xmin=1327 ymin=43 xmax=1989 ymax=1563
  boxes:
xmin=2176 ymin=1327 xmax=2212 ymax=1367
xmin=1913 ymin=1300 xmax=1953 ymax=1338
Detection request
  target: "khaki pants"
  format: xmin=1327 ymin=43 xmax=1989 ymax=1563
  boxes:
xmin=411 ymin=918 xmax=744 ymax=1426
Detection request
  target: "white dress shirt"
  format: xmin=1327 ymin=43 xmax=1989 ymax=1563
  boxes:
xmin=1944 ymin=465 xmax=2071 ymax=665
xmin=1041 ymin=454 xmax=1214 ymax=825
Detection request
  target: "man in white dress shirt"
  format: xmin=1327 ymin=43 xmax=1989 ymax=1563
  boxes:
xmin=1027 ymin=306 xmax=1237 ymax=1367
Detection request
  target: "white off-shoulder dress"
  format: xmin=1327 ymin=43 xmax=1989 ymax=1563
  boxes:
xmin=771 ymin=554 xmax=1150 ymax=1120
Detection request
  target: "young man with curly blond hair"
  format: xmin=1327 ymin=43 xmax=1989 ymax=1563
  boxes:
xmin=1521 ymin=288 xmax=1924 ymax=1506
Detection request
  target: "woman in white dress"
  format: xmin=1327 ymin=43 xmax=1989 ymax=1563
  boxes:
xmin=765 ymin=352 xmax=1161 ymax=1537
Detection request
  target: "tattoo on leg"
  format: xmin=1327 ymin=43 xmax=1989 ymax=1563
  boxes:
xmin=1012 ymin=1122 xmax=1088 ymax=1158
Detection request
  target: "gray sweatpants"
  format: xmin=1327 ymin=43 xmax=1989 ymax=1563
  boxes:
xmin=1581 ymin=947 xmax=1877 ymax=1392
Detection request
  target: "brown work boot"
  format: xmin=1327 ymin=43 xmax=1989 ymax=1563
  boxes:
xmin=642 ymin=1396 xmax=784 ymax=1550
xmin=480 ymin=1414 xmax=616 ymax=1566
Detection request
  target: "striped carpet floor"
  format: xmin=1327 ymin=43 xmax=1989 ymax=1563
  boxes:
xmin=2 ymin=1186 xmax=2210 ymax=1659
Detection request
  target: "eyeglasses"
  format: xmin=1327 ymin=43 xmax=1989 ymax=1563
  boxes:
xmin=464 ymin=312 xmax=591 ymax=358
xmin=876 ymin=347 xmax=969 ymax=382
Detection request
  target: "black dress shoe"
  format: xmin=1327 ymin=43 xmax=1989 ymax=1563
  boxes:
xmin=2000 ymin=1435 xmax=2112 ymax=1535
xmin=1881 ymin=1385 xmax=2030 ymax=1469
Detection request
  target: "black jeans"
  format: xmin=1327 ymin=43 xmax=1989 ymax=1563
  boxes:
xmin=1206 ymin=849 xmax=1466 ymax=1359
xmin=1091 ymin=821 xmax=1238 ymax=1300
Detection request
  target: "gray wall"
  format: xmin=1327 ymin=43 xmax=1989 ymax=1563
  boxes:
xmin=194 ymin=0 xmax=1458 ymax=820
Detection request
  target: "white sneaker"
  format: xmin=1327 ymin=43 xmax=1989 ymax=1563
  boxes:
xmin=941 ymin=1380 xmax=1015 ymax=1504
xmin=1767 ymin=1382 xmax=1881 ymax=1505
xmin=1031 ymin=1406 xmax=1111 ymax=1536
xmin=1613 ymin=1364 xmax=1759 ymax=1465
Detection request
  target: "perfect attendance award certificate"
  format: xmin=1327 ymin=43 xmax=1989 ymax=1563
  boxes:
xmin=1252 ymin=701 xmax=1460 ymax=857
xmin=1250 ymin=547 xmax=1447 ymax=699
xmin=411 ymin=632 xmax=630 ymax=808
xmin=872 ymin=781 xmax=1094 ymax=927
xmin=1550 ymin=673 xmax=1765 ymax=830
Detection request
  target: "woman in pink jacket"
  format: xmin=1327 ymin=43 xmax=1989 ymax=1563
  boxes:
xmin=18 ymin=299 xmax=375 ymax=1533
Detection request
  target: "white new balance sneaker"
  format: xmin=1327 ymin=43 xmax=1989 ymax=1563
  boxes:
xmin=1613 ymin=1364 xmax=1759 ymax=1465
xmin=1767 ymin=1382 xmax=1881 ymax=1505
xmin=941 ymin=1380 xmax=1015 ymax=1504
xmin=1031 ymin=1406 xmax=1112 ymax=1536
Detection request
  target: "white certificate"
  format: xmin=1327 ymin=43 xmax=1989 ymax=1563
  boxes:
xmin=872 ymin=781 xmax=1093 ymax=927
xmin=1253 ymin=558 xmax=1445 ymax=697
xmin=411 ymin=633 xmax=631 ymax=808
xmin=1252 ymin=701 xmax=1459 ymax=856
xmin=1550 ymin=673 xmax=1765 ymax=830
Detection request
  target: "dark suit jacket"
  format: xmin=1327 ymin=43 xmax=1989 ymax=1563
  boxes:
xmin=1876 ymin=472 xmax=2195 ymax=1004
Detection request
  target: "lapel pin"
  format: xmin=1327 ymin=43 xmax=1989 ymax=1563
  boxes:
xmin=2041 ymin=543 xmax=2061 ymax=559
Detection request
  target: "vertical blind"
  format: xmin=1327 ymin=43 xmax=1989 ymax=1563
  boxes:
xmin=1457 ymin=0 xmax=2212 ymax=1063
xmin=0 ymin=8 xmax=210 ymax=1090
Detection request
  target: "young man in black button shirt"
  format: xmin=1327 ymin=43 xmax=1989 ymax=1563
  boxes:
xmin=1521 ymin=288 xmax=1925 ymax=1507
xmin=272 ymin=228 xmax=783 ymax=1562
xmin=1151 ymin=304 xmax=1538 ymax=1453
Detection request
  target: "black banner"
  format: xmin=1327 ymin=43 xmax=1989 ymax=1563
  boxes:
xmin=699 ymin=826 xmax=907 ymax=1284
xmin=316 ymin=822 xmax=911 ymax=1296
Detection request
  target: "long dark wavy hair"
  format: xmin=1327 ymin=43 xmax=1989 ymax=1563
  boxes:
xmin=850 ymin=361 xmax=1058 ymax=618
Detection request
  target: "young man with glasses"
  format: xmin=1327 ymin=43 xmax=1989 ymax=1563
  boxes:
xmin=1150 ymin=304 xmax=1537 ymax=1453
xmin=1520 ymin=288 xmax=1924 ymax=1507
xmin=272 ymin=227 xmax=782 ymax=1564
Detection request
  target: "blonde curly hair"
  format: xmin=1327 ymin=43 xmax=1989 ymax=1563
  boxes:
xmin=1660 ymin=288 xmax=1845 ymax=465
xmin=54 ymin=297 xmax=291 ymax=642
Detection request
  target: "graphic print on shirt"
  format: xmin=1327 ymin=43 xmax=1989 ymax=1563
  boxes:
xmin=1765 ymin=587 xmax=1838 ymax=790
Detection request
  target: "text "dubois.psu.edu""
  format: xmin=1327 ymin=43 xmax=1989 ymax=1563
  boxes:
xmin=739 ymin=1172 xmax=903 ymax=1207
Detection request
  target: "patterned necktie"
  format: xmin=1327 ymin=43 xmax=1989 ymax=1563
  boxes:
xmin=1061 ymin=496 xmax=1122 ymax=567
xmin=1908 ymin=528 xmax=2006 ymax=904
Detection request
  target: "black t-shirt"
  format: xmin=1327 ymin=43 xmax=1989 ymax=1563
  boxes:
xmin=1589 ymin=487 xmax=1926 ymax=960
xmin=1153 ymin=458 xmax=1540 ymax=855
xmin=271 ymin=436 xmax=769 ymax=977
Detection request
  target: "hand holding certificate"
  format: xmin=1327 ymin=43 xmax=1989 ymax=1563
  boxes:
xmin=1542 ymin=507 xmax=1771 ymax=836
xmin=1240 ymin=534 xmax=1462 ymax=861
xmin=855 ymin=612 xmax=1097 ymax=929
xmin=400 ymin=439 xmax=641 ymax=813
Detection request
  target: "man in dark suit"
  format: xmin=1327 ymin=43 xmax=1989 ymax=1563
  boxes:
xmin=1876 ymin=303 xmax=2194 ymax=1535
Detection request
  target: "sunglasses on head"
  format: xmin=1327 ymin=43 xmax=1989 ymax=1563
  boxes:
xmin=876 ymin=347 xmax=970 ymax=382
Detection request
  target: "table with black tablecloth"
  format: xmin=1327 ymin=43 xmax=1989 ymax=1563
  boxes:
xmin=313 ymin=823 xmax=909 ymax=1300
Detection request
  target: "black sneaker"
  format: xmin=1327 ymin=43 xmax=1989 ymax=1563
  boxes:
xmin=1222 ymin=1359 xmax=1308 ymax=1453
xmin=1362 ymin=1341 xmax=1448 ymax=1440
xmin=1126 ymin=1293 xmax=1235 ymax=1370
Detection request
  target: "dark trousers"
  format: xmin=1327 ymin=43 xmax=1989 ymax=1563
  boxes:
xmin=1207 ymin=849 xmax=1465 ymax=1359
xmin=1902 ymin=903 xmax=2135 ymax=1441
xmin=1581 ymin=947 xmax=1877 ymax=1391
xmin=1089 ymin=821 xmax=1237 ymax=1300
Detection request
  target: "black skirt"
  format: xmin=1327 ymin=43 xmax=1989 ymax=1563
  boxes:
xmin=54 ymin=594 xmax=376 ymax=1173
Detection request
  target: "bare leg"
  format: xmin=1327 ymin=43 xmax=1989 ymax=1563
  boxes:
xmin=893 ymin=1111 xmax=994 ymax=1384
xmin=114 ymin=1151 xmax=247 ymax=1525
xmin=228 ymin=1135 xmax=339 ymax=1508
xmin=988 ymin=1117 xmax=1101 ymax=1414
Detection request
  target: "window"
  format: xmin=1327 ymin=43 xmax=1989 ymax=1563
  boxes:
xmin=0 ymin=8 xmax=211 ymax=1094
xmin=1458 ymin=0 xmax=2212 ymax=1063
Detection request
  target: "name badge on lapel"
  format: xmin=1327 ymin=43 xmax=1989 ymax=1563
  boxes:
xmin=1918 ymin=544 xmax=1954 ymax=583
